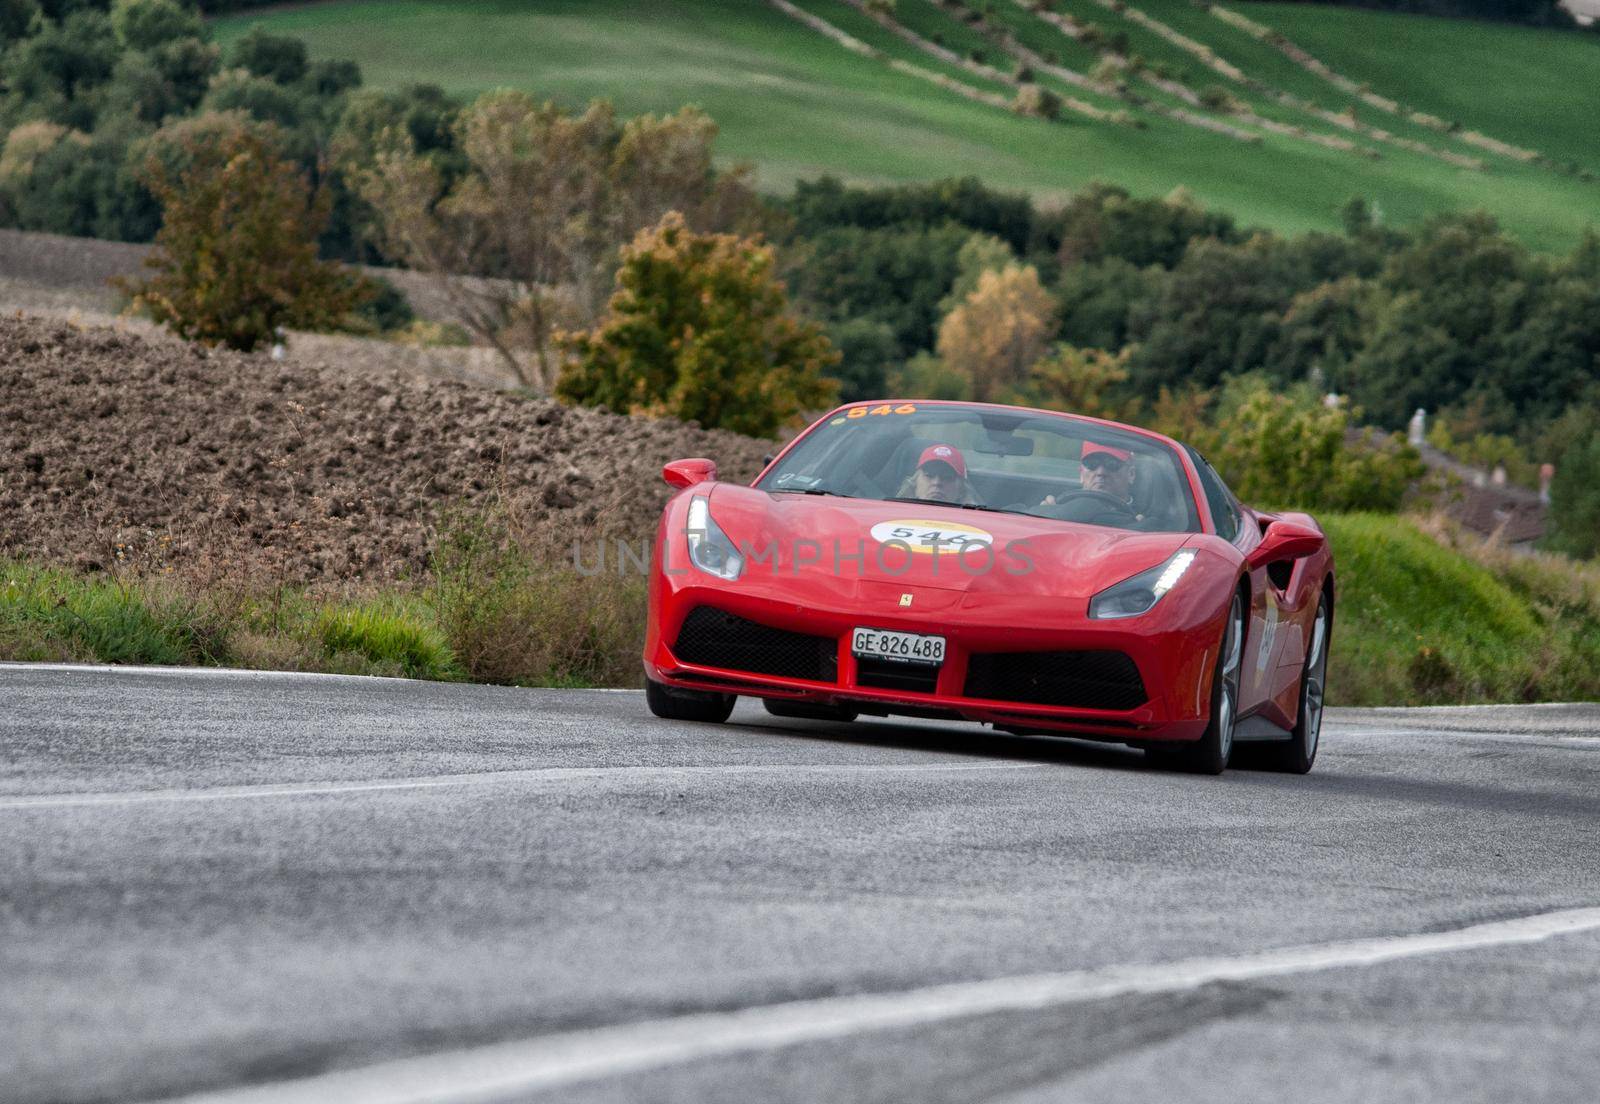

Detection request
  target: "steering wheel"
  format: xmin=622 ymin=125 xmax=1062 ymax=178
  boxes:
xmin=1040 ymin=490 xmax=1139 ymax=524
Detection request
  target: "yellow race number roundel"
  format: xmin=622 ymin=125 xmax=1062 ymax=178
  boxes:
xmin=869 ymin=519 xmax=993 ymax=554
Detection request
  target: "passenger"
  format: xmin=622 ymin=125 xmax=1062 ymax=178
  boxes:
xmin=896 ymin=444 xmax=979 ymax=505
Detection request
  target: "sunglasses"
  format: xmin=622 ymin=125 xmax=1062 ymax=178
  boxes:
xmin=1082 ymin=454 xmax=1129 ymax=473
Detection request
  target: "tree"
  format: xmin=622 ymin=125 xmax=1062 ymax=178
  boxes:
xmin=825 ymin=317 xmax=898 ymax=403
xmin=1206 ymin=382 xmax=1423 ymax=512
xmin=110 ymin=0 xmax=202 ymax=52
xmin=120 ymin=112 xmax=368 ymax=351
xmin=0 ymin=0 xmax=40 ymax=43
xmin=782 ymin=223 xmax=969 ymax=355
xmin=935 ymin=263 xmax=1055 ymax=402
xmin=1055 ymin=256 xmax=1157 ymax=351
xmin=1045 ymin=182 xmax=1241 ymax=270
xmin=352 ymin=92 xmax=754 ymax=390
xmin=226 ymin=25 xmax=307 ymax=85
xmin=1543 ymin=429 xmax=1600 ymax=561
xmin=557 ymin=212 xmax=838 ymax=438
xmin=938 ymin=232 xmax=1015 ymax=313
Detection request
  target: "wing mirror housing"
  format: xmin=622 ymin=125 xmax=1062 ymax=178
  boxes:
xmin=1245 ymin=519 xmax=1323 ymax=570
xmin=663 ymin=458 xmax=718 ymax=489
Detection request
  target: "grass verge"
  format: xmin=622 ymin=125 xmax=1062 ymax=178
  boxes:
xmin=3 ymin=511 xmax=1595 ymax=707
xmin=1322 ymin=513 xmax=1600 ymax=706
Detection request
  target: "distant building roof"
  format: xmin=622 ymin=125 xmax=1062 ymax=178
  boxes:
xmin=1417 ymin=444 xmax=1548 ymax=546
xmin=1563 ymin=0 xmax=1599 ymax=24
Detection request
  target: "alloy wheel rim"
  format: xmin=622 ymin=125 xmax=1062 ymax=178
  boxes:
xmin=1219 ymin=596 xmax=1242 ymax=759
xmin=1303 ymin=602 xmax=1328 ymax=756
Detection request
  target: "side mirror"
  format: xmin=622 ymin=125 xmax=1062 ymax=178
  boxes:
xmin=1245 ymin=519 xmax=1323 ymax=570
xmin=663 ymin=458 xmax=718 ymax=489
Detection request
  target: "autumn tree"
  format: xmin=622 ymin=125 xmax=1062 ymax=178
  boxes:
xmin=935 ymin=263 xmax=1055 ymax=402
xmin=350 ymin=92 xmax=758 ymax=390
xmin=121 ymin=112 xmax=367 ymax=352
xmin=556 ymin=212 xmax=838 ymax=438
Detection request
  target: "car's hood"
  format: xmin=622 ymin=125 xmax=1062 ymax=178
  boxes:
xmin=705 ymin=484 xmax=1194 ymax=600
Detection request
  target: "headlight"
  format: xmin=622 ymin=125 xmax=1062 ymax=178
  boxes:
xmin=1089 ymin=550 xmax=1196 ymax=619
xmin=685 ymin=495 xmax=744 ymax=581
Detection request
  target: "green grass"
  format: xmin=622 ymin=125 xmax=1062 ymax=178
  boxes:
xmin=209 ymin=0 xmax=1600 ymax=250
xmin=317 ymin=602 xmax=461 ymax=679
xmin=1321 ymin=514 xmax=1600 ymax=706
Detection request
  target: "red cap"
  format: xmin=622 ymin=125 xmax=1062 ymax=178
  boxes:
xmin=1082 ymin=440 xmax=1133 ymax=463
xmin=917 ymin=444 xmax=966 ymax=478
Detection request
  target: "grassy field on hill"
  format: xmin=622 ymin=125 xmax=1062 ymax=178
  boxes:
xmin=208 ymin=0 xmax=1600 ymax=250
xmin=1242 ymin=1 xmax=1600 ymax=174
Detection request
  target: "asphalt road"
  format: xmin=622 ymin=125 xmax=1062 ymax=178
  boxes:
xmin=3 ymin=665 xmax=1599 ymax=1104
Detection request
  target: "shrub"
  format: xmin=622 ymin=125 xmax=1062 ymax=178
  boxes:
xmin=557 ymin=211 xmax=838 ymax=438
xmin=429 ymin=510 xmax=647 ymax=687
xmin=348 ymin=275 xmax=416 ymax=334
xmin=1012 ymin=84 xmax=1061 ymax=120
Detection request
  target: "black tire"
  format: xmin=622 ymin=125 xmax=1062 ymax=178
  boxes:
xmin=1151 ymin=591 xmax=1243 ymax=776
xmin=762 ymin=699 xmax=859 ymax=723
xmin=645 ymin=677 xmax=735 ymax=724
xmin=1253 ymin=591 xmax=1329 ymax=774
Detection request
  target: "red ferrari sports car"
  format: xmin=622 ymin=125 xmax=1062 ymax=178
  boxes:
xmin=643 ymin=400 xmax=1334 ymax=774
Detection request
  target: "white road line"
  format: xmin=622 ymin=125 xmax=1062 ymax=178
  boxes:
xmin=0 ymin=761 xmax=1030 ymax=810
xmin=157 ymin=906 xmax=1600 ymax=1104
xmin=0 ymin=662 xmax=646 ymax=689
xmin=0 ymin=661 xmax=428 ymax=683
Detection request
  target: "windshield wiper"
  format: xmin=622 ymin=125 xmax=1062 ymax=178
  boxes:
xmin=776 ymin=486 xmax=850 ymax=497
xmin=885 ymin=497 xmax=1024 ymax=516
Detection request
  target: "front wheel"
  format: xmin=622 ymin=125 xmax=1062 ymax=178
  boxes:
xmin=645 ymin=677 xmax=735 ymax=724
xmin=1152 ymin=591 xmax=1242 ymax=776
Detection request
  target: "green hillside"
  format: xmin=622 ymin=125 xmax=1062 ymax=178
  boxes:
xmin=208 ymin=0 xmax=1600 ymax=250
xmin=1242 ymin=1 xmax=1600 ymax=173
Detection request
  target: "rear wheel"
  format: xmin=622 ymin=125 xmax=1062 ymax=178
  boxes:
xmin=1151 ymin=591 xmax=1242 ymax=776
xmin=1254 ymin=592 xmax=1329 ymax=774
xmin=645 ymin=677 xmax=735 ymax=724
xmin=763 ymin=699 xmax=859 ymax=723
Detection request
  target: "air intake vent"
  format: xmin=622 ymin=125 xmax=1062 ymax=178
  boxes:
xmin=673 ymin=607 xmax=837 ymax=682
xmin=855 ymin=657 xmax=939 ymax=694
xmin=964 ymin=651 xmax=1146 ymax=711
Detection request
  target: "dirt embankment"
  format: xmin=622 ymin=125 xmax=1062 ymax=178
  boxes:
xmin=0 ymin=313 xmax=772 ymax=584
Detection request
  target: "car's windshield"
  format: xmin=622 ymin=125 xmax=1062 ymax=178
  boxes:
xmin=757 ymin=403 xmax=1200 ymax=534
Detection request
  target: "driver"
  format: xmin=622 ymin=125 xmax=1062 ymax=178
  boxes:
xmin=1079 ymin=440 xmax=1136 ymax=502
xmin=1039 ymin=441 xmax=1142 ymax=522
xmin=896 ymin=444 xmax=979 ymax=505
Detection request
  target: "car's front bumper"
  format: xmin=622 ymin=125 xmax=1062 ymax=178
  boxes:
xmin=644 ymin=577 xmax=1228 ymax=744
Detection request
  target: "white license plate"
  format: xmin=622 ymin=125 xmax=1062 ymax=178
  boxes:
xmin=852 ymin=627 xmax=946 ymax=666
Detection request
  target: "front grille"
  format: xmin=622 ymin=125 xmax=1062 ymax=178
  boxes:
xmin=855 ymin=657 xmax=939 ymax=694
xmin=964 ymin=650 xmax=1146 ymax=711
xmin=672 ymin=607 xmax=836 ymax=682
